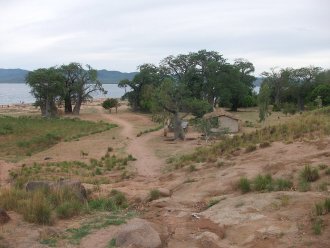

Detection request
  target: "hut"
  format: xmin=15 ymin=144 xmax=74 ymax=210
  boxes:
xmin=203 ymin=109 xmax=240 ymax=133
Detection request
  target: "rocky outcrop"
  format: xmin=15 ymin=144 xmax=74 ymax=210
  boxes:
xmin=25 ymin=179 xmax=87 ymax=201
xmin=115 ymin=218 xmax=162 ymax=248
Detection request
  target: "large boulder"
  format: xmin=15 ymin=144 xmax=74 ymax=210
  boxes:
xmin=116 ymin=218 xmax=161 ymax=248
xmin=25 ymin=181 xmax=51 ymax=191
xmin=0 ymin=208 xmax=10 ymax=224
xmin=25 ymin=179 xmax=87 ymax=201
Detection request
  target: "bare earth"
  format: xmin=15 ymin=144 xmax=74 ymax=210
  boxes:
xmin=0 ymin=102 xmax=329 ymax=248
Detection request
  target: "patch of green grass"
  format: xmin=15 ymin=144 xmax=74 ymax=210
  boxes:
xmin=136 ymin=125 xmax=163 ymax=137
xmin=312 ymin=218 xmax=323 ymax=235
xmin=149 ymin=189 xmax=161 ymax=201
xmin=207 ymin=198 xmax=221 ymax=209
xmin=298 ymin=178 xmax=311 ymax=192
xmin=88 ymin=190 xmax=128 ymax=212
xmin=40 ymin=238 xmax=58 ymax=247
xmin=107 ymin=239 xmax=117 ymax=248
xmin=300 ymin=165 xmax=319 ymax=182
xmin=0 ymin=115 xmax=116 ymax=160
xmin=324 ymin=198 xmax=330 ymax=213
xmin=238 ymin=175 xmax=292 ymax=193
xmin=238 ymin=177 xmax=251 ymax=193
xmin=253 ymin=174 xmax=273 ymax=192
xmin=66 ymin=212 xmax=134 ymax=244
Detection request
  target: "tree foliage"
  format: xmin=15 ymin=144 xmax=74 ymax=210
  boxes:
xmin=26 ymin=63 xmax=106 ymax=116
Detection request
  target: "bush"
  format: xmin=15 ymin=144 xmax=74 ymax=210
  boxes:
xmin=324 ymin=198 xmax=330 ymax=213
xmin=298 ymin=179 xmax=310 ymax=192
xmin=245 ymin=145 xmax=257 ymax=153
xmin=110 ymin=190 xmax=128 ymax=208
xmin=325 ymin=168 xmax=330 ymax=175
xmin=149 ymin=189 xmax=161 ymax=201
xmin=259 ymin=142 xmax=271 ymax=148
xmin=315 ymin=203 xmax=324 ymax=216
xmin=238 ymin=177 xmax=251 ymax=193
xmin=273 ymin=178 xmax=293 ymax=191
xmin=300 ymin=165 xmax=319 ymax=182
xmin=253 ymin=174 xmax=273 ymax=191
xmin=312 ymin=218 xmax=323 ymax=235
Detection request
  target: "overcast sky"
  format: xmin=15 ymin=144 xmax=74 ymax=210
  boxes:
xmin=0 ymin=0 xmax=329 ymax=75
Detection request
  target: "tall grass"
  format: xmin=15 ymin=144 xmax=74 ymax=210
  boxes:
xmin=0 ymin=188 xmax=83 ymax=224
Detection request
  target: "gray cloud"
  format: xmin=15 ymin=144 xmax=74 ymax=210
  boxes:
xmin=0 ymin=0 xmax=329 ymax=75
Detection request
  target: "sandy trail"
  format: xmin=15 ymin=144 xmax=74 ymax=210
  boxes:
xmin=102 ymin=113 xmax=163 ymax=177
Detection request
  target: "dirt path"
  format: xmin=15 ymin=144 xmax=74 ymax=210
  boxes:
xmin=102 ymin=112 xmax=163 ymax=177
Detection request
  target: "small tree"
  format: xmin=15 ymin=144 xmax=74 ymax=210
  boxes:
xmin=102 ymin=98 xmax=119 ymax=113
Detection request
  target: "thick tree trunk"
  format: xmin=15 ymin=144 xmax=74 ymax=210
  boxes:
xmin=231 ymin=100 xmax=238 ymax=112
xmin=297 ymin=96 xmax=304 ymax=111
xmin=73 ymin=97 xmax=82 ymax=115
xmin=64 ymin=94 xmax=72 ymax=113
xmin=173 ymin=112 xmax=185 ymax=140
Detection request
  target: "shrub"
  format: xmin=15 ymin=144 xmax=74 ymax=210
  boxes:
xmin=324 ymin=198 xmax=330 ymax=213
xmin=238 ymin=177 xmax=251 ymax=193
xmin=273 ymin=178 xmax=293 ymax=191
xmin=298 ymin=179 xmax=310 ymax=192
xmin=253 ymin=174 xmax=273 ymax=191
xmin=325 ymin=168 xmax=330 ymax=175
xmin=259 ymin=142 xmax=271 ymax=148
xmin=315 ymin=203 xmax=324 ymax=216
xmin=245 ymin=145 xmax=257 ymax=153
xmin=312 ymin=218 xmax=323 ymax=235
xmin=300 ymin=165 xmax=319 ymax=182
xmin=110 ymin=190 xmax=128 ymax=208
xmin=149 ymin=189 xmax=161 ymax=201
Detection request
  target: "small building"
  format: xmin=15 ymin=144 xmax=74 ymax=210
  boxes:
xmin=203 ymin=109 xmax=240 ymax=133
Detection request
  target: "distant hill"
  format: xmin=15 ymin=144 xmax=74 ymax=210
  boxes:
xmin=0 ymin=68 xmax=137 ymax=84
xmin=97 ymin=70 xmax=137 ymax=84
xmin=0 ymin=69 xmax=29 ymax=84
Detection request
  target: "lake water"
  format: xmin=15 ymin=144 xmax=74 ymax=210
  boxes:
xmin=0 ymin=83 xmax=128 ymax=105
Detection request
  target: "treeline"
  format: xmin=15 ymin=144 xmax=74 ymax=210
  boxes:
xmin=119 ymin=50 xmax=256 ymax=112
xmin=26 ymin=63 xmax=106 ymax=117
xmin=260 ymin=67 xmax=330 ymax=115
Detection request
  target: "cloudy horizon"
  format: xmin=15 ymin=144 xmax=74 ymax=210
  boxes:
xmin=0 ymin=0 xmax=329 ymax=75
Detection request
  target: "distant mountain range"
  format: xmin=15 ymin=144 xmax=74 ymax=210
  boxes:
xmin=0 ymin=68 xmax=137 ymax=84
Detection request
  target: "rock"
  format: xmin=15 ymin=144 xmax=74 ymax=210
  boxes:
xmin=0 ymin=208 xmax=10 ymax=224
xmin=196 ymin=231 xmax=221 ymax=248
xmin=116 ymin=218 xmax=161 ymax=248
xmin=158 ymin=188 xmax=171 ymax=197
xmin=256 ymin=225 xmax=283 ymax=239
xmin=25 ymin=179 xmax=87 ymax=201
xmin=25 ymin=181 xmax=51 ymax=192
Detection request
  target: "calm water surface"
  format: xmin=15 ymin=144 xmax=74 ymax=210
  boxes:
xmin=0 ymin=83 xmax=127 ymax=105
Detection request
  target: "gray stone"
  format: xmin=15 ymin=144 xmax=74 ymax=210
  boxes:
xmin=25 ymin=179 xmax=87 ymax=201
xmin=116 ymin=218 xmax=161 ymax=248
